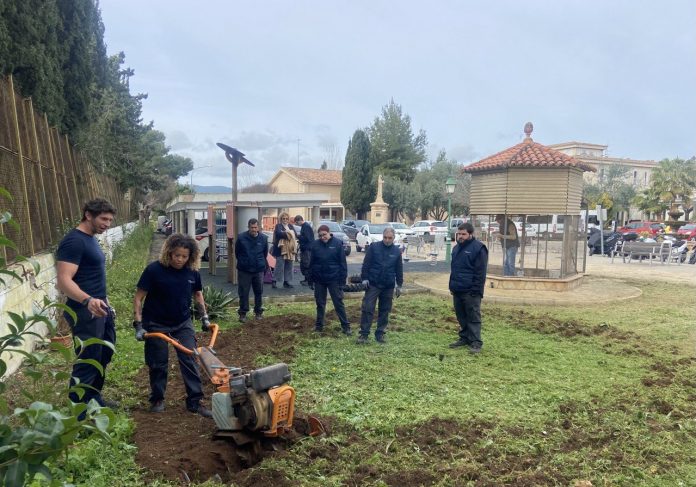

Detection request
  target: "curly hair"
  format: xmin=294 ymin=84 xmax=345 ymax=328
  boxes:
xmin=278 ymin=212 xmax=290 ymax=222
xmin=81 ymin=198 xmax=116 ymax=221
xmin=159 ymin=233 xmax=200 ymax=270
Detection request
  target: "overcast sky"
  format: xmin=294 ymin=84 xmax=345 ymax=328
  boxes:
xmin=99 ymin=0 xmax=696 ymax=188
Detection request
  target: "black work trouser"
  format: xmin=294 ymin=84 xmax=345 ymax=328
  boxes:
xmin=314 ymin=281 xmax=349 ymax=330
xmin=299 ymin=249 xmax=311 ymax=280
xmin=144 ymin=319 xmax=203 ymax=410
xmin=67 ymin=304 xmax=116 ymax=407
xmin=452 ymin=292 xmax=483 ymax=348
xmin=359 ymin=285 xmax=394 ymax=338
xmin=238 ymin=269 xmax=264 ymax=316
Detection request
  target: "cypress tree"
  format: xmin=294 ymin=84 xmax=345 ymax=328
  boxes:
xmin=341 ymin=130 xmax=375 ymax=219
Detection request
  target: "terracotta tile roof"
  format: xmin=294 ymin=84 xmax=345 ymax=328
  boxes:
xmin=281 ymin=167 xmax=343 ymax=185
xmin=462 ymin=139 xmax=596 ymax=173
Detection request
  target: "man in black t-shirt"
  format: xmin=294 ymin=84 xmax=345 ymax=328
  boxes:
xmin=56 ymin=198 xmax=117 ymax=411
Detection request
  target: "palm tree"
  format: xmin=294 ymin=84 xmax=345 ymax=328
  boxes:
xmin=649 ymin=157 xmax=696 ymax=220
xmin=632 ymin=186 xmax=668 ymax=221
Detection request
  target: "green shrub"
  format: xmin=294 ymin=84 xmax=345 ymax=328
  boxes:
xmin=198 ymin=285 xmax=236 ymax=320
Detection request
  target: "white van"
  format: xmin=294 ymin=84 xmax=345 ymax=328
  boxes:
xmin=527 ymin=215 xmax=565 ymax=237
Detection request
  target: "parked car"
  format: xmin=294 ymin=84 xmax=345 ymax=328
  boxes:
xmin=515 ymin=221 xmax=537 ymax=238
xmin=410 ymin=220 xmax=448 ymax=241
xmin=527 ymin=214 xmax=565 ymax=237
xmin=387 ymin=222 xmax=415 ymax=239
xmin=196 ymin=225 xmax=227 ymax=262
xmin=341 ymin=219 xmax=370 ymax=241
xmin=617 ymin=221 xmax=665 ymax=236
xmin=447 ymin=218 xmax=468 ymax=241
xmin=320 ymin=221 xmax=352 ymax=256
xmin=677 ymin=223 xmax=696 ymax=240
xmin=480 ymin=221 xmax=499 ymax=235
xmin=356 ymin=223 xmax=402 ymax=252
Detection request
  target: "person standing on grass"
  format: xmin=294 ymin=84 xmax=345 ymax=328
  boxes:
xmin=449 ymin=222 xmax=488 ymax=354
xmin=294 ymin=215 xmax=314 ymax=286
xmin=132 ymin=233 xmax=213 ymax=418
xmin=235 ymin=218 xmax=268 ymax=322
xmin=271 ymin=212 xmax=297 ymax=288
xmin=356 ymin=227 xmax=403 ymax=345
xmin=495 ymin=214 xmax=518 ymax=277
xmin=308 ymin=224 xmax=351 ymax=335
xmin=56 ymin=198 xmax=118 ymax=411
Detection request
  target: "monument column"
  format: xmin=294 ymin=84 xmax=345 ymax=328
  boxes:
xmin=370 ymin=174 xmax=389 ymax=223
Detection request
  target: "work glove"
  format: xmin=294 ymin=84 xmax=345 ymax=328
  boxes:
xmin=362 ymin=280 xmax=370 ymax=289
xmin=395 ymin=286 xmax=402 ymax=298
xmin=201 ymin=315 xmax=211 ymax=332
xmin=133 ymin=321 xmax=145 ymax=341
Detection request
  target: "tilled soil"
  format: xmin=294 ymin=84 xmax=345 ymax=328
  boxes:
xmin=130 ymin=306 xmax=363 ymax=485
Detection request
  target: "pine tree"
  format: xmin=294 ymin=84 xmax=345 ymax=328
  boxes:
xmin=341 ymin=130 xmax=375 ymax=218
xmin=368 ymin=99 xmax=427 ymax=183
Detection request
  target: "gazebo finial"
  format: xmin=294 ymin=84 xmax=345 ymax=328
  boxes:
xmin=523 ymin=122 xmax=534 ymax=142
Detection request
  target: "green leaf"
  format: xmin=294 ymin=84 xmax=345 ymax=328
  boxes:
xmin=7 ymin=312 xmax=27 ymax=332
xmin=4 ymin=460 xmax=28 ymax=487
xmin=49 ymin=341 xmax=75 ymax=362
xmin=74 ymin=358 xmax=104 ymax=376
xmin=0 ymin=235 xmax=17 ymax=249
xmin=78 ymin=337 xmax=115 ymax=353
xmin=27 ymin=463 xmax=51 ymax=482
xmin=93 ymin=413 xmax=111 ymax=433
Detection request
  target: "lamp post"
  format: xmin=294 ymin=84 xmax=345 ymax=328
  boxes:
xmin=445 ymin=176 xmax=457 ymax=263
xmin=189 ymin=165 xmax=213 ymax=188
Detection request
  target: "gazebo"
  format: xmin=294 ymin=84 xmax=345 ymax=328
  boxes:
xmin=463 ymin=123 xmax=596 ymax=291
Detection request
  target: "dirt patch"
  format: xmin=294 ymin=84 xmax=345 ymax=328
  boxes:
xmin=488 ymin=308 xmax=643 ymax=345
xmin=131 ymin=313 xmax=318 ymax=484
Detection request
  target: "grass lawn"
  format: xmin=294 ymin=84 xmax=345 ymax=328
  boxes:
xmin=14 ymin=227 xmax=696 ymax=486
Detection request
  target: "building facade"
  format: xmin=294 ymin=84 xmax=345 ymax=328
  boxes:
xmin=268 ymin=167 xmax=345 ymax=221
xmin=548 ymin=141 xmax=659 ymax=220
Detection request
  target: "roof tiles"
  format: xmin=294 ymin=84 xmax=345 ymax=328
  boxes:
xmin=281 ymin=167 xmax=343 ymax=185
xmin=463 ymin=139 xmax=596 ymax=173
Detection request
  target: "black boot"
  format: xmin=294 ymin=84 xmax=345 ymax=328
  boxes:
xmin=271 ymin=281 xmax=277 ymax=289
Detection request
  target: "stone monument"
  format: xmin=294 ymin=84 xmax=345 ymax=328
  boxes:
xmin=370 ymin=174 xmax=389 ymax=223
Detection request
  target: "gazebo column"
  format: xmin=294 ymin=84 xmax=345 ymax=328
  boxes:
xmin=187 ymin=209 xmax=196 ymax=237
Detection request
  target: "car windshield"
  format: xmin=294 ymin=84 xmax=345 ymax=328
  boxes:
xmin=681 ymin=224 xmax=696 ymax=230
xmin=389 ymin=223 xmax=407 ymax=229
xmin=369 ymin=224 xmax=390 ymax=233
xmin=432 ymin=221 xmax=446 ymax=227
xmin=322 ymin=222 xmax=342 ymax=232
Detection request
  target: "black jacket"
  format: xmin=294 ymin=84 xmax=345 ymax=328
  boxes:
xmin=297 ymin=222 xmax=314 ymax=251
xmin=360 ymin=241 xmax=403 ymax=289
xmin=449 ymin=237 xmax=488 ymax=296
xmin=235 ymin=231 xmax=268 ymax=273
xmin=309 ymin=237 xmax=347 ymax=285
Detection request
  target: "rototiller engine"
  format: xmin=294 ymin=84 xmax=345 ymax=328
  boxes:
xmin=144 ymin=323 xmax=296 ymax=442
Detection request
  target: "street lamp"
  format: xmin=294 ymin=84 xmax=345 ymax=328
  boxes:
xmin=445 ymin=176 xmax=457 ymax=263
xmin=189 ymin=165 xmax=213 ymax=188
